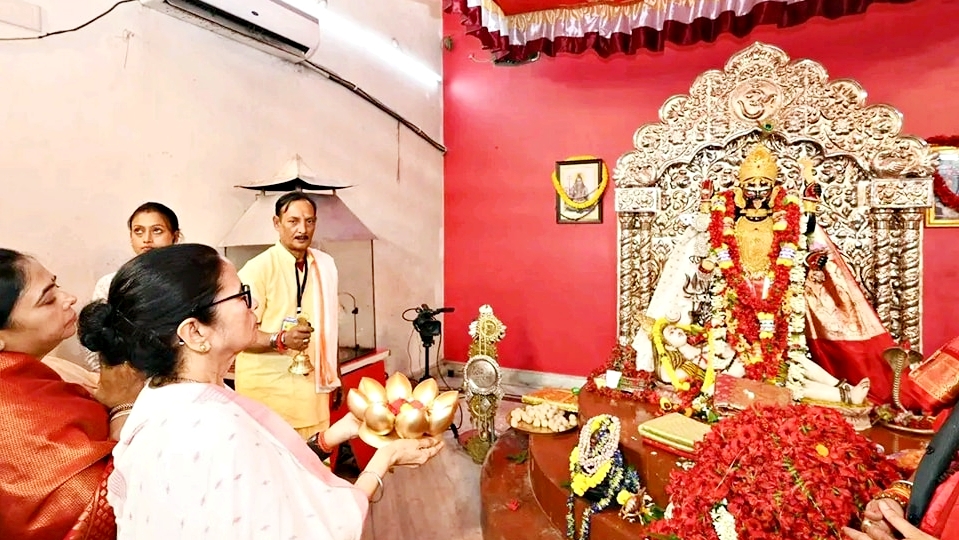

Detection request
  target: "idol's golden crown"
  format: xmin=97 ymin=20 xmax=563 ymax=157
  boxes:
xmin=739 ymin=144 xmax=779 ymax=182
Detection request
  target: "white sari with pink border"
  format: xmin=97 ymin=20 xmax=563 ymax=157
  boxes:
xmin=108 ymin=382 xmax=368 ymax=539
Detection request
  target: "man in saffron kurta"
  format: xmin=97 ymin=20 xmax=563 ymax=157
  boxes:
xmin=0 ymin=351 xmax=116 ymax=540
xmin=235 ymin=192 xmax=341 ymax=438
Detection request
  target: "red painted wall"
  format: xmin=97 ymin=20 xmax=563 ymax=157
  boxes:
xmin=443 ymin=0 xmax=959 ymax=375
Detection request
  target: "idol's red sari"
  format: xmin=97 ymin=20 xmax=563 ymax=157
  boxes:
xmin=0 ymin=351 xmax=116 ymax=540
xmin=804 ymin=230 xmax=957 ymax=414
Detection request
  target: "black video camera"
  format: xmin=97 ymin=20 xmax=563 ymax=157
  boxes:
xmin=412 ymin=304 xmax=453 ymax=346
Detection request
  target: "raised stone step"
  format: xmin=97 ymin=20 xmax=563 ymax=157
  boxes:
xmin=480 ymin=429 xmax=564 ymax=540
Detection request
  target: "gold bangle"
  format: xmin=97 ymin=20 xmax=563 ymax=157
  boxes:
xmin=109 ymin=409 xmax=132 ymax=422
xmin=108 ymin=403 xmax=134 ymax=416
xmin=108 ymin=403 xmax=134 ymax=422
xmin=876 ymin=485 xmax=910 ymax=507
xmin=359 ymin=470 xmax=384 ymax=503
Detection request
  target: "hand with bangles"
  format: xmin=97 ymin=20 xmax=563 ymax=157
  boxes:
xmin=310 ymin=413 xmax=444 ymax=469
xmin=844 ymin=498 xmax=938 ymax=540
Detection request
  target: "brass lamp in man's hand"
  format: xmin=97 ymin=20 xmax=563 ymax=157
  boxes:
xmin=286 ymin=317 xmax=314 ymax=376
xmin=284 ymin=318 xmax=313 ymax=351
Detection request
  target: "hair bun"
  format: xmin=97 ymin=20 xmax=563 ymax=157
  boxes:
xmin=78 ymin=301 xmax=121 ymax=358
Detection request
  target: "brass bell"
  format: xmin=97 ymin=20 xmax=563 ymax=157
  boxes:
xmin=288 ymin=351 xmax=314 ymax=376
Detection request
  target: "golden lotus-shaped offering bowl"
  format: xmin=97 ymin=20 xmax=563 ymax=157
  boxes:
xmin=348 ymin=373 xmax=459 ymax=448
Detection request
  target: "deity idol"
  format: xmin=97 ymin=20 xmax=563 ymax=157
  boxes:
xmin=632 ymin=143 xmax=888 ymax=405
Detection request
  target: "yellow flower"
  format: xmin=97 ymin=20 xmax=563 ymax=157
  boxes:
xmin=660 ymin=397 xmax=674 ymax=411
xmin=815 ymin=443 xmax=829 ymax=457
xmin=569 ymin=447 xmax=579 ymax=470
xmin=617 ymin=490 xmax=633 ymax=506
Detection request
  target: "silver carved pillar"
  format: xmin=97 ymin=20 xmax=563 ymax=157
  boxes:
xmin=615 ymin=187 xmax=661 ymax=344
xmin=897 ymin=209 xmax=924 ymax=351
xmin=635 ymin=214 xmax=656 ymax=317
xmin=869 ymin=176 xmax=935 ymax=352
xmin=617 ymin=213 xmax=640 ymax=346
xmin=870 ymin=208 xmax=897 ymax=339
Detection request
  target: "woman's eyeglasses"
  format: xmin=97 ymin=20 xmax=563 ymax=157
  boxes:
xmin=200 ymin=284 xmax=252 ymax=311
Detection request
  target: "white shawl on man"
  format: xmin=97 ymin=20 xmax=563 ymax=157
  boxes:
xmin=308 ymin=248 xmax=341 ymax=392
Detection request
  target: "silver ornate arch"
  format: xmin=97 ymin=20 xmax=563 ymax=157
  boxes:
xmin=614 ymin=42 xmax=937 ymax=351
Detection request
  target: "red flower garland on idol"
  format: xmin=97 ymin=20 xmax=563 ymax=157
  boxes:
xmin=926 ymin=135 xmax=959 ymax=213
xmin=707 ymin=189 xmax=800 ymax=382
xmin=645 ymin=405 xmax=899 ymax=540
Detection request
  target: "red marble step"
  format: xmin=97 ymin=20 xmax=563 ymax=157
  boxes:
xmin=529 ymin=432 xmax=647 ymax=539
xmin=480 ymin=429 xmax=564 ymax=540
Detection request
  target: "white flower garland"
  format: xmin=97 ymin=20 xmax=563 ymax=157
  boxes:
xmin=710 ymin=500 xmax=739 ymax=540
xmin=784 ymin=214 xmax=811 ymax=398
xmin=576 ymin=415 xmax=621 ymax=475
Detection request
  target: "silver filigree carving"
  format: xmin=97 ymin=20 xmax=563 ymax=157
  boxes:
xmin=615 ymin=187 xmax=660 ymax=213
xmin=870 ymin=178 xmax=934 ymax=208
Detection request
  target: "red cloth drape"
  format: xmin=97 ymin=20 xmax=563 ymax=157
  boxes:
xmin=802 ymin=230 xmax=956 ymax=414
xmin=0 ymin=351 xmax=117 ymax=540
xmin=446 ymin=0 xmax=916 ymax=62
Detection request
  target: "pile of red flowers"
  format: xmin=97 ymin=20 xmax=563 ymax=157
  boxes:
xmin=646 ymin=404 xmax=899 ymax=540
xmin=582 ymin=344 xmax=659 ymax=405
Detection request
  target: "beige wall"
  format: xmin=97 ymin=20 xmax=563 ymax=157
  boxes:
xmin=0 ymin=0 xmax=444 ymax=373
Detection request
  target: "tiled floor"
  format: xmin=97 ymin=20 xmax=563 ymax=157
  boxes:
xmin=358 ymin=378 xmax=529 ymax=540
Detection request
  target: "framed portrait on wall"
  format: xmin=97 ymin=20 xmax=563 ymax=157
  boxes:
xmin=926 ymin=146 xmax=959 ymax=227
xmin=554 ymin=157 xmax=607 ymax=224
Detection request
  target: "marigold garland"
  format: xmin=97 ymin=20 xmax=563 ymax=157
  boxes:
xmin=926 ymin=135 xmax=959 ymax=213
xmin=552 ymin=155 xmax=609 ymax=210
xmin=645 ymin=405 xmax=900 ymax=540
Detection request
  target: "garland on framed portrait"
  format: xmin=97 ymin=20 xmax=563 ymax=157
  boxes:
xmin=925 ymin=136 xmax=959 ymax=227
xmin=552 ymin=156 xmax=609 ymax=224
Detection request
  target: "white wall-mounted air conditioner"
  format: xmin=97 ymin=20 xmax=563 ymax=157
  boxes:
xmin=141 ymin=0 xmax=321 ymax=63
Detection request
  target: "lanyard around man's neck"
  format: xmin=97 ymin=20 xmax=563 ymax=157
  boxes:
xmin=294 ymin=258 xmax=308 ymax=314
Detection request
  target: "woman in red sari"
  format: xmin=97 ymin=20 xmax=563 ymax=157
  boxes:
xmin=0 ymin=248 xmax=143 ymax=540
xmin=844 ymin=406 xmax=959 ymax=540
